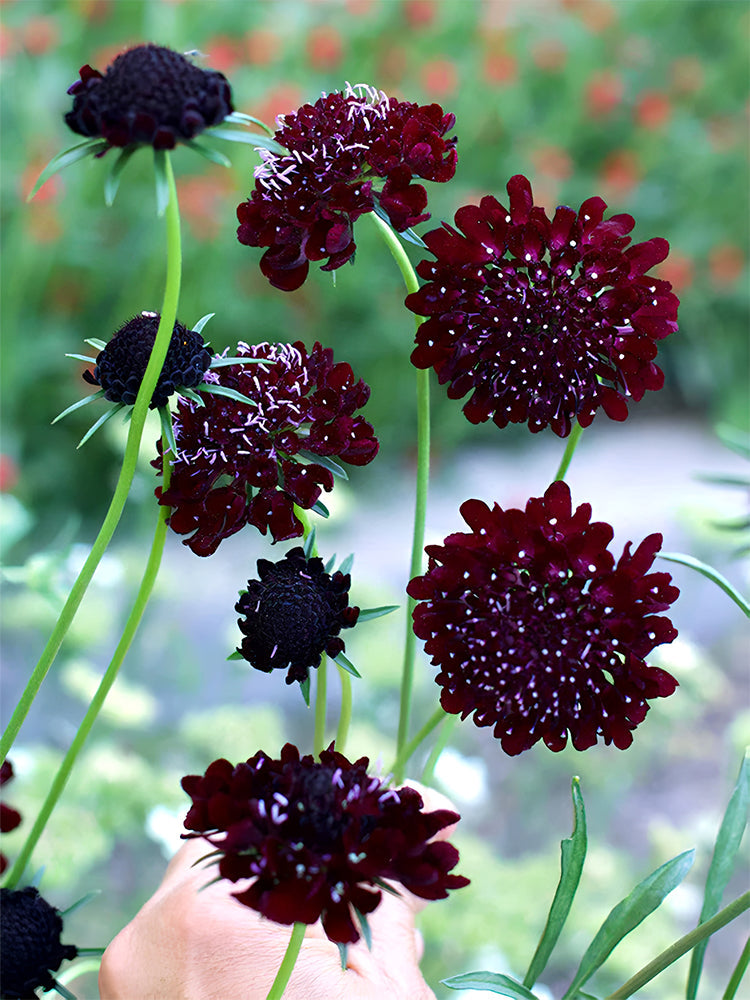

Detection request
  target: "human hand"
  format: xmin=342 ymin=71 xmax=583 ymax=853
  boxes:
xmin=99 ymin=784 xmax=458 ymax=1000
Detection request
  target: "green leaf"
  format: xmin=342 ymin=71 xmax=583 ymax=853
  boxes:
xmin=50 ymin=979 xmax=77 ymax=1000
xmin=716 ymin=423 xmax=750 ymax=460
xmin=84 ymin=338 xmax=107 ymax=351
xmin=338 ymin=554 xmax=354 ymax=576
xmin=724 ymin=936 xmax=750 ymax=1000
xmin=658 ymin=552 xmax=750 ymax=618
xmin=333 ymin=652 xmax=361 ymax=679
xmin=562 ymin=849 xmax=695 ymax=998
xmin=59 ymin=890 xmax=101 ymax=918
xmin=354 ymin=908 xmax=372 ymax=950
xmin=399 ymin=226 xmax=427 ymax=249
xmin=65 ymin=353 xmax=97 ymax=364
xmin=224 ymin=110 xmax=275 ymax=135
xmin=303 ymin=527 xmax=317 ymax=560
xmin=696 ymin=473 xmax=750 ymax=489
xmin=153 ymin=148 xmax=169 ymax=216
xmin=443 ymin=971 xmax=541 ymax=999
xmin=192 ymin=313 xmax=215 ymax=337
xmin=324 ymin=553 xmax=337 ymax=573
xmin=226 ymin=650 xmax=244 ymax=661
xmin=27 ymin=138 xmax=108 ymax=200
xmin=299 ymin=676 xmax=311 ymax=707
xmin=209 ymin=356 xmax=268 ymax=367
xmin=356 ymin=605 xmax=400 ymax=622
xmin=177 ymin=386 xmax=205 ymax=406
xmin=525 ymin=777 xmax=587 ymax=988
xmin=686 ymin=749 xmax=750 ymax=999
xmin=297 ymin=450 xmax=348 ymax=480
xmin=311 ymin=499 xmax=329 ymax=518
xmin=185 ymin=140 xmax=232 ymax=167
xmin=104 ymin=145 xmax=138 ymax=206
xmin=207 ymin=127 xmax=287 ymax=154
xmin=336 ymin=942 xmax=348 ymax=970
xmin=158 ymin=405 xmax=177 ymax=457
xmin=200 ymin=383 xmax=258 ymax=407
xmin=77 ymin=404 xmax=125 ymax=449
xmin=51 ymin=391 xmax=104 ymax=424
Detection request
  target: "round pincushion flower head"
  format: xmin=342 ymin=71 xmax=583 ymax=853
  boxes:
xmin=236 ymin=82 xmax=458 ymax=290
xmin=154 ymin=340 xmax=379 ymax=555
xmin=236 ymin=546 xmax=359 ymax=685
xmin=407 ymin=480 xmax=680 ymax=755
xmin=0 ymin=887 xmax=78 ymax=999
xmin=181 ymin=743 xmax=469 ymax=945
xmin=406 ymin=174 xmax=679 ymax=437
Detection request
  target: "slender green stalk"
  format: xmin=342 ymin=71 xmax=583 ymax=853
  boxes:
xmin=313 ymin=657 xmax=328 ymax=757
xmin=0 ymin=154 xmax=182 ymax=762
xmin=421 ymin=713 xmax=458 ymax=785
xmin=724 ymin=935 xmax=750 ymax=1000
xmin=335 ymin=666 xmax=352 ymax=753
xmin=4 ymin=456 xmax=173 ymax=889
xmin=605 ymin=891 xmax=750 ymax=1000
xmin=367 ymin=212 xmax=428 ymax=783
xmin=554 ymin=420 xmax=584 ymax=482
xmin=388 ymin=705 xmax=446 ymax=781
xmin=266 ymin=922 xmax=306 ymax=1000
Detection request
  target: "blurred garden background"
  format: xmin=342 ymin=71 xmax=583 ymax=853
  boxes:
xmin=1 ymin=1 xmax=748 ymax=997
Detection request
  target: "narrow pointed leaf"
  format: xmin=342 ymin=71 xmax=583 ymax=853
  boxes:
xmin=59 ymin=890 xmax=100 ymax=918
xmin=65 ymin=354 xmax=97 ymax=364
xmin=686 ymin=750 xmax=750 ymax=999
xmin=200 ymin=383 xmax=258 ymax=407
xmin=658 ymin=553 xmax=750 ymax=618
xmin=299 ymin=676 xmax=311 ymax=707
xmin=50 ymin=979 xmax=77 ymax=1000
xmin=311 ymin=499 xmax=330 ymax=518
xmin=338 ymin=554 xmax=354 ymax=576
xmin=716 ymin=423 xmax=750 ymax=459
xmin=324 ymin=554 xmax=337 ymax=573
xmin=27 ymin=139 xmax=108 ymax=200
xmin=207 ymin=127 xmax=287 ymax=154
xmin=84 ymin=338 xmax=107 ymax=351
xmin=158 ymin=405 xmax=177 ymax=457
xmin=52 ymin=391 xmax=104 ymax=424
xmin=724 ymin=937 xmax=750 ymax=1000
xmin=354 ymin=908 xmax=372 ymax=950
xmin=356 ymin=605 xmax=399 ymax=623
xmin=443 ymin=971 xmax=541 ymax=999
xmin=336 ymin=942 xmax=348 ymax=970
xmin=192 ymin=313 xmax=215 ymax=337
xmin=303 ymin=527 xmax=317 ymax=560
xmin=399 ymin=226 xmax=427 ymax=249
xmin=104 ymin=145 xmax=138 ymax=205
xmin=177 ymin=386 xmax=205 ymax=406
xmin=563 ymin=849 xmax=695 ymax=998
xmin=525 ymin=777 xmax=587 ymax=988
xmin=77 ymin=404 xmax=125 ymax=448
xmin=153 ymin=149 xmax=169 ymax=216
xmin=333 ymin=652 xmax=361 ymax=678
xmin=297 ymin=450 xmax=348 ymax=480
xmin=185 ymin=140 xmax=231 ymax=167
xmin=209 ymin=356 xmax=268 ymax=367
xmin=226 ymin=650 xmax=244 ymax=661
xmin=224 ymin=111 xmax=274 ymax=135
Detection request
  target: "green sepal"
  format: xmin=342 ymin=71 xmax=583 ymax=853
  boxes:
xmin=297 ymin=450 xmax=348 ymax=481
xmin=59 ymin=890 xmax=101 ymax=918
xmin=185 ymin=140 xmax=232 ymax=168
xmin=200 ymin=383 xmax=257 ymax=407
xmin=227 ymin=650 xmax=244 ymax=661
xmin=197 ymin=876 xmax=223 ymax=893
xmin=208 ymin=127 xmax=287 ymax=155
xmin=311 ymin=499 xmax=329 ymax=518
xmin=303 ymin=527 xmax=317 ymax=560
xmin=29 ymin=867 xmax=45 ymax=888
xmin=299 ymin=676 xmax=311 ymax=707
xmin=27 ymin=138 xmax=108 ymax=201
xmin=65 ymin=353 xmax=97 ymax=364
xmin=209 ymin=356 xmax=268 ymax=367
xmin=333 ymin=652 xmax=361 ymax=679
xmin=658 ymin=552 xmax=750 ymax=618
xmin=372 ymin=877 xmax=402 ymax=898
xmin=104 ymin=145 xmax=138 ymax=206
xmin=50 ymin=979 xmax=77 ymax=1000
xmin=686 ymin=749 xmax=750 ymax=999
xmin=337 ymin=942 xmax=348 ymax=970
xmin=224 ymin=110 xmax=275 ymax=136
xmin=52 ymin=391 xmax=105 ymax=425
xmin=354 ymin=908 xmax=372 ymax=950
xmin=77 ymin=403 xmax=125 ymax=449
xmin=153 ymin=148 xmax=169 ymax=216
xmin=524 ymin=777 xmax=587 ymax=988
xmin=371 ymin=200 xmax=426 ymax=249
xmin=562 ymin=848 xmax=695 ymax=999
xmin=324 ymin=553 xmax=337 ymax=573
xmin=191 ymin=313 xmax=215 ymax=337
xmin=177 ymin=386 xmax=205 ymax=406
xmin=84 ymin=338 xmax=107 ymax=351
xmin=190 ymin=849 xmax=223 ymax=868
xmin=357 ymin=605 xmax=399 ymax=623
xmin=442 ymin=972 xmax=540 ymax=999
xmin=158 ymin=405 xmax=177 ymax=456
xmin=73 ymin=947 xmax=106 ymax=957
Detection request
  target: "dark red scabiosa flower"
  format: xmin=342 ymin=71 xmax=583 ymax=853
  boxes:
xmin=0 ymin=759 xmax=22 ymax=876
xmin=83 ymin=311 xmax=211 ymax=409
xmin=236 ymin=83 xmax=457 ymax=290
xmin=0 ymin=887 xmax=78 ymax=999
xmin=406 ymin=174 xmax=679 ymax=437
xmin=236 ymin=547 xmax=359 ymax=684
xmin=65 ymin=43 xmax=233 ymax=151
xmin=407 ymin=481 xmax=679 ymax=755
xmin=155 ymin=341 xmax=378 ymax=554
xmin=181 ymin=743 xmax=469 ymax=944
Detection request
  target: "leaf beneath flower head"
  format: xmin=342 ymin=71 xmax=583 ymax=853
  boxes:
xmin=84 ymin=338 xmax=107 ymax=351
xmin=105 ymin=145 xmax=138 ymax=206
xmin=333 ymin=652 xmax=361 ymax=678
xmin=658 ymin=552 xmax=750 ymax=618
xmin=299 ymin=676 xmax=311 ymax=707
xmin=77 ymin=403 xmax=125 ymax=449
xmin=65 ymin=353 xmax=97 ymax=364
xmin=357 ymin=605 xmax=400 ymax=622
xmin=298 ymin=450 xmax=348 ymax=481
xmin=442 ymin=971 xmax=541 ymax=999
xmin=311 ymin=499 xmax=330 ymax=518
xmin=27 ymin=138 xmax=109 ymax=201
xmin=224 ymin=110 xmax=275 ymax=136
xmin=200 ymin=383 xmax=258 ymax=407
xmin=52 ymin=391 xmax=105 ymax=424
xmin=209 ymin=356 xmax=269 ymax=367
xmin=191 ymin=313 xmax=215 ymax=337
xmin=337 ymin=554 xmax=354 ymax=576
xmin=158 ymin=405 xmax=177 ymax=457
xmin=154 ymin=148 xmax=169 ymax=216
xmin=303 ymin=527 xmax=318 ymax=560
xmin=226 ymin=650 xmax=244 ymax=661
xmin=185 ymin=140 xmax=232 ymax=168
xmin=207 ymin=127 xmax=287 ymax=155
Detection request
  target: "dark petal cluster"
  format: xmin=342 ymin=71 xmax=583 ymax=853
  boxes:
xmin=83 ymin=312 xmax=211 ymax=410
xmin=407 ymin=481 xmax=679 ymax=755
xmin=155 ymin=341 xmax=378 ymax=555
xmin=236 ymin=83 xmax=457 ymax=290
xmin=181 ymin=743 xmax=468 ymax=944
xmin=0 ymin=887 xmax=78 ymax=1000
xmin=406 ymin=174 xmax=679 ymax=437
xmin=65 ymin=44 xmax=233 ymax=151
xmin=0 ymin=760 xmax=21 ymax=876
xmin=236 ymin=547 xmax=359 ymax=685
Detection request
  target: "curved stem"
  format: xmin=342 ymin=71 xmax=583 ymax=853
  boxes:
xmin=388 ymin=705 xmax=446 ymax=781
xmin=266 ymin=922 xmax=306 ymax=1000
xmin=4 ymin=450 xmax=172 ymax=888
xmin=605 ymin=891 xmax=750 ymax=1000
xmin=367 ymin=212 xmax=428 ymax=783
xmin=335 ymin=666 xmax=352 ymax=754
xmin=421 ymin=713 xmax=458 ymax=785
xmin=0 ymin=154 xmax=182 ymax=762
xmin=554 ymin=420 xmax=584 ymax=482
xmin=724 ymin=935 xmax=750 ymax=1000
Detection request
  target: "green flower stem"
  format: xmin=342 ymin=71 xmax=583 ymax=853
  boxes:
xmin=314 ymin=657 xmax=328 ymax=757
xmin=421 ymin=713 xmax=458 ymax=785
xmin=0 ymin=154 xmax=182 ymax=763
xmin=724 ymin=935 xmax=750 ymax=1000
xmin=367 ymin=212 xmax=428 ymax=784
xmin=605 ymin=891 xmax=750 ymax=1000
xmin=554 ymin=420 xmax=584 ymax=482
xmin=388 ymin=705 xmax=446 ymax=782
xmin=266 ymin=921 xmax=306 ymax=1000
xmin=335 ymin=665 xmax=352 ymax=753
xmin=4 ymin=452 xmax=173 ymax=889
